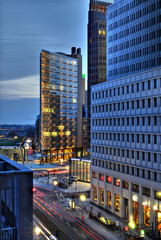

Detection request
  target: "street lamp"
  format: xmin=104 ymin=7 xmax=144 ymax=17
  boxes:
xmin=80 ymin=194 xmax=86 ymax=222
xmin=35 ymin=226 xmax=41 ymax=235
xmin=53 ymin=179 xmax=58 ymax=202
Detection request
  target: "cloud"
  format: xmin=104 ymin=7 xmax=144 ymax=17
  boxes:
xmin=0 ymin=75 xmax=39 ymax=100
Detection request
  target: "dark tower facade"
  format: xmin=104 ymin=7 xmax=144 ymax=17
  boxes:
xmin=87 ymin=0 xmax=111 ymax=148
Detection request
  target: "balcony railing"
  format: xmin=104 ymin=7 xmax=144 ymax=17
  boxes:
xmin=0 ymin=227 xmax=17 ymax=240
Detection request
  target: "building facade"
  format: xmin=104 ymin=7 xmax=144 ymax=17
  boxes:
xmin=0 ymin=154 xmax=33 ymax=240
xmin=40 ymin=48 xmax=84 ymax=162
xmin=87 ymin=0 xmax=111 ymax=148
xmin=70 ymin=157 xmax=91 ymax=182
xmin=91 ymin=67 xmax=161 ymax=233
xmin=107 ymin=0 xmax=161 ymax=80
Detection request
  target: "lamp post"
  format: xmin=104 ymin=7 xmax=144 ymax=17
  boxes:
xmin=80 ymin=194 xmax=86 ymax=222
xmin=53 ymin=179 xmax=58 ymax=202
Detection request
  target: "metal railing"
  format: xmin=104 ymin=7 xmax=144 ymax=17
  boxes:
xmin=0 ymin=227 xmax=17 ymax=240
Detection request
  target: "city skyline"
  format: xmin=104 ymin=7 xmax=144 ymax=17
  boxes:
xmin=0 ymin=0 xmax=89 ymax=124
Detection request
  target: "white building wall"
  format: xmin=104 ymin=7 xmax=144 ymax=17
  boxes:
xmin=91 ymin=67 xmax=161 ymax=229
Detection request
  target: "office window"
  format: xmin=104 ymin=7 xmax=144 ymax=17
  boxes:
xmin=154 ymin=153 xmax=157 ymax=163
xmin=132 ymin=117 xmax=134 ymax=126
xmin=127 ymin=85 xmax=129 ymax=93
xmin=137 ymin=100 xmax=139 ymax=109
xmin=137 ymin=83 xmax=139 ymax=92
xmin=148 ymin=117 xmax=151 ymax=126
xmin=142 ymin=82 xmax=145 ymax=91
xmin=131 ymin=84 xmax=134 ymax=93
xmin=148 ymin=135 xmax=151 ymax=144
xmin=148 ymin=80 xmax=151 ymax=90
xmin=154 ymin=135 xmax=157 ymax=144
xmin=154 ymin=98 xmax=157 ymax=107
xmin=154 ymin=79 xmax=157 ymax=89
xmin=142 ymin=135 xmax=145 ymax=143
xmin=132 ymin=101 xmax=134 ymax=109
xmin=142 ymin=99 xmax=145 ymax=108
xmin=148 ymin=152 xmax=151 ymax=161
xmin=137 ymin=117 xmax=139 ymax=126
xmin=148 ymin=99 xmax=151 ymax=108
xmin=154 ymin=116 xmax=157 ymax=126
xmin=137 ymin=134 xmax=139 ymax=143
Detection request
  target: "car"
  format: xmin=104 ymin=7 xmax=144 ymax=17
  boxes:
xmin=69 ymin=176 xmax=78 ymax=182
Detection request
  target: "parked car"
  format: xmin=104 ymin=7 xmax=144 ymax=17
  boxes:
xmin=69 ymin=176 xmax=78 ymax=182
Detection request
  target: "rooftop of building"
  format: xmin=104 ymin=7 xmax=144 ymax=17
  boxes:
xmin=71 ymin=156 xmax=91 ymax=162
xmin=0 ymin=154 xmax=32 ymax=174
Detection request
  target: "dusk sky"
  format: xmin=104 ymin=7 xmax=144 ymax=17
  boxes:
xmin=0 ymin=0 xmax=89 ymax=124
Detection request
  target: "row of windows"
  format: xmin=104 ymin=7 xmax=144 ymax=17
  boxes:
xmin=92 ymin=79 xmax=160 ymax=100
xmin=92 ymin=133 xmax=160 ymax=145
xmin=108 ymin=2 xmax=160 ymax=20
xmin=107 ymin=1 xmax=157 ymax=20
xmin=108 ymin=59 xmax=159 ymax=77
xmin=108 ymin=29 xmax=161 ymax=46
xmin=92 ymin=98 xmax=161 ymax=114
xmin=92 ymin=116 xmax=160 ymax=128
xmin=108 ymin=45 xmax=159 ymax=65
xmin=108 ymin=16 xmax=158 ymax=32
xmin=92 ymin=159 xmax=159 ymax=182
xmin=93 ymin=172 xmax=157 ymax=194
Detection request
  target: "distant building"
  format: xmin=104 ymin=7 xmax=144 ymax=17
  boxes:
xmin=35 ymin=114 xmax=40 ymax=151
xmin=0 ymin=154 xmax=33 ymax=240
xmin=82 ymin=90 xmax=88 ymax=150
xmin=0 ymin=146 xmax=27 ymax=162
xmin=40 ymin=48 xmax=84 ymax=162
xmin=87 ymin=0 xmax=111 ymax=148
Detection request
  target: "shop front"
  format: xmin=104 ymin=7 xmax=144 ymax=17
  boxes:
xmin=115 ymin=194 xmax=120 ymax=212
xmin=155 ymin=211 xmax=161 ymax=236
xmin=143 ymin=205 xmax=150 ymax=227
xmin=100 ymin=188 xmax=104 ymax=205
xmin=133 ymin=201 xmax=139 ymax=225
xmin=93 ymin=185 xmax=97 ymax=202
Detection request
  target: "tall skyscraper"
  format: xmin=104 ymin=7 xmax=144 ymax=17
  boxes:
xmin=40 ymin=48 xmax=83 ymax=162
xmin=106 ymin=0 xmax=161 ymax=80
xmin=90 ymin=0 xmax=161 ymax=235
xmin=87 ymin=0 xmax=111 ymax=148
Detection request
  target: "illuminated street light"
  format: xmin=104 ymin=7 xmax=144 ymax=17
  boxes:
xmin=80 ymin=194 xmax=86 ymax=202
xmin=35 ymin=226 xmax=41 ymax=235
xmin=128 ymin=222 xmax=136 ymax=229
xmin=153 ymin=205 xmax=158 ymax=211
xmin=53 ymin=179 xmax=58 ymax=202
xmin=80 ymin=194 xmax=86 ymax=222
xmin=132 ymin=195 xmax=138 ymax=202
xmin=142 ymin=201 xmax=147 ymax=206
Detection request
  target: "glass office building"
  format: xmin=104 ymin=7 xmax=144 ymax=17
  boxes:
xmin=107 ymin=0 xmax=161 ymax=80
xmin=87 ymin=0 xmax=111 ymax=147
xmin=70 ymin=157 xmax=91 ymax=182
xmin=40 ymin=50 xmax=78 ymax=162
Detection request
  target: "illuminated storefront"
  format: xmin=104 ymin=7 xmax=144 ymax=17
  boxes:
xmin=115 ymin=194 xmax=120 ymax=212
xmin=70 ymin=157 xmax=91 ymax=182
xmin=107 ymin=191 xmax=111 ymax=209
xmin=133 ymin=201 xmax=139 ymax=225
xmin=100 ymin=188 xmax=104 ymax=205
xmin=93 ymin=185 xmax=97 ymax=202
xmin=143 ymin=205 xmax=150 ymax=227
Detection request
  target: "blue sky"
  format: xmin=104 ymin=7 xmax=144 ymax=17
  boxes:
xmin=0 ymin=0 xmax=89 ymax=124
